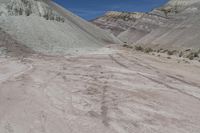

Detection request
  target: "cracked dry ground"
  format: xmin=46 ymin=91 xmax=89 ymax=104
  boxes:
xmin=0 ymin=50 xmax=200 ymax=133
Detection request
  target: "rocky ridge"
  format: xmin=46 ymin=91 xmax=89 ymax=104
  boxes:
xmin=92 ymin=11 xmax=144 ymax=36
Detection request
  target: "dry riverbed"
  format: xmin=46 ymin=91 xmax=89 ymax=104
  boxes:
xmin=0 ymin=47 xmax=200 ymax=133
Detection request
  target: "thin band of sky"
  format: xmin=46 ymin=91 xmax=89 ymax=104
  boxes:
xmin=54 ymin=0 xmax=168 ymax=20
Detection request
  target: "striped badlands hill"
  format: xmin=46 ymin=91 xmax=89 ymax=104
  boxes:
xmin=92 ymin=0 xmax=200 ymax=50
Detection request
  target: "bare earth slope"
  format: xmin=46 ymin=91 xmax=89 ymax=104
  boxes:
xmin=92 ymin=0 xmax=200 ymax=50
xmin=0 ymin=46 xmax=200 ymax=133
xmin=0 ymin=0 xmax=200 ymax=132
xmin=135 ymin=0 xmax=200 ymax=50
xmin=0 ymin=0 xmax=120 ymax=55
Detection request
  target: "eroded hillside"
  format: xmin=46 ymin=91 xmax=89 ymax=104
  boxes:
xmin=0 ymin=0 xmax=120 ymax=55
xmin=92 ymin=0 xmax=200 ymax=50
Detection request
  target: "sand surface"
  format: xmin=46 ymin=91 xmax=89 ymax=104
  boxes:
xmin=0 ymin=46 xmax=200 ymax=133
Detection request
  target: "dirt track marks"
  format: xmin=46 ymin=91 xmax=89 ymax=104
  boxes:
xmin=109 ymin=53 xmax=200 ymax=101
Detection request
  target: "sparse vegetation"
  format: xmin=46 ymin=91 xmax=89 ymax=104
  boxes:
xmin=157 ymin=48 xmax=163 ymax=53
xmin=122 ymin=44 xmax=133 ymax=49
xmin=167 ymin=50 xmax=173 ymax=55
xmin=161 ymin=49 xmax=168 ymax=53
xmin=185 ymin=49 xmax=191 ymax=52
xmin=160 ymin=7 xmax=173 ymax=17
xmin=179 ymin=51 xmax=183 ymax=57
xmin=25 ymin=9 xmax=32 ymax=16
xmin=183 ymin=59 xmax=190 ymax=64
xmin=135 ymin=46 xmax=144 ymax=51
xmin=167 ymin=50 xmax=177 ymax=55
xmin=186 ymin=51 xmax=199 ymax=60
xmin=0 ymin=47 xmax=7 ymax=55
xmin=144 ymin=48 xmax=153 ymax=53
xmin=131 ymin=46 xmax=199 ymax=62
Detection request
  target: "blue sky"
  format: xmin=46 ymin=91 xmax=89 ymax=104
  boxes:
xmin=54 ymin=0 xmax=168 ymax=20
